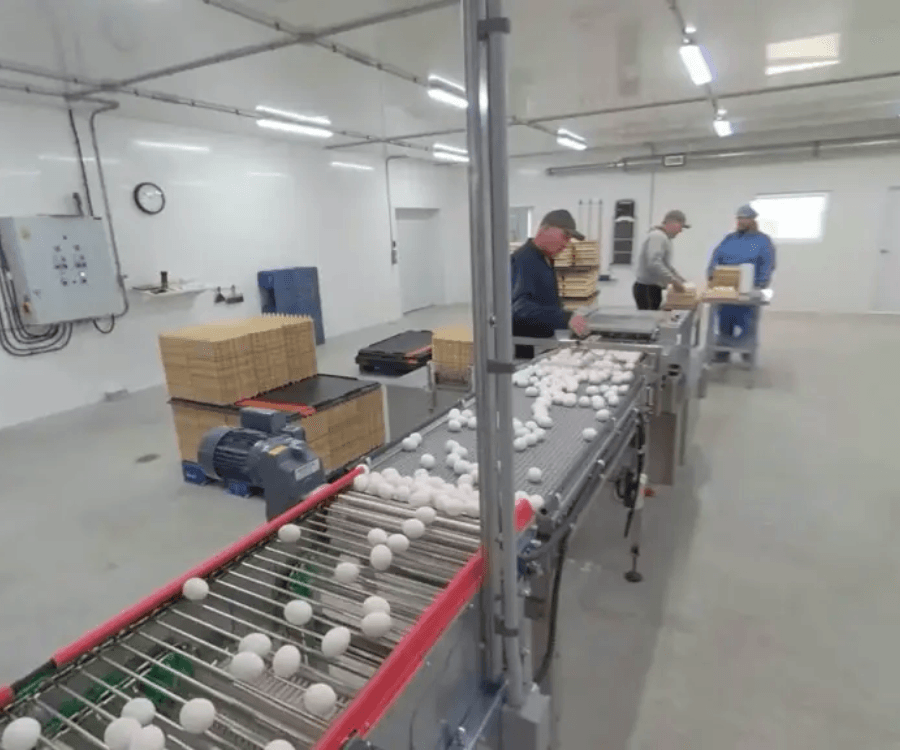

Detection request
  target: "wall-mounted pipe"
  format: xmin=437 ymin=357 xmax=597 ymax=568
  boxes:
xmin=545 ymin=132 xmax=900 ymax=176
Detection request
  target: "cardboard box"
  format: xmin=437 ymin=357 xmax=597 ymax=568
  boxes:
xmin=432 ymin=325 xmax=474 ymax=384
xmin=710 ymin=265 xmax=741 ymax=290
xmin=555 ymin=240 xmax=601 ymax=269
xmin=663 ymin=284 xmax=700 ymax=310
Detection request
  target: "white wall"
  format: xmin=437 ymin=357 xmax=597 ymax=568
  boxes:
xmin=0 ymin=101 xmax=465 ymax=428
xmin=511 ymin=154 xmax=900 ymax=313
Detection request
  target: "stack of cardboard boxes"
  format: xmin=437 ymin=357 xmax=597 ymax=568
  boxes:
xmin=431 ymin=325 xmax=474 ymax=385
xmin=554 ymin=240 xmax=601 ymax=310
xmin=703 ymin=266 xmax=742 ymax=300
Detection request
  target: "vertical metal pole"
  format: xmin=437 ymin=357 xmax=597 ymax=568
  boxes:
xmin=484 ymin=0 xmax=525 ymax=708
xmin=463 ymin=0 xmax=503 ymax=684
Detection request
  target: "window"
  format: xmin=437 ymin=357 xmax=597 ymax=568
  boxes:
xmin=765 ymin=33 xmax=840 ymax=76
xmin=509 ymin=206 xmax=532 ymax=243
xmin=612 ymin=199 xmax=636 ymax=265
xmin=751 ymin=193 xmax=828 ymax=241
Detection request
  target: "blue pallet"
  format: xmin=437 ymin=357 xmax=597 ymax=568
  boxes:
xmin=181 ymin=461 xmax=255 ymax=497
xmin=258 ymin=267 xmax=325 ymax=344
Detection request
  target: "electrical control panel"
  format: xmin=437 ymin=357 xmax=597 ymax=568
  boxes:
xmin=0 ymin=216 xmax=122 ymax=325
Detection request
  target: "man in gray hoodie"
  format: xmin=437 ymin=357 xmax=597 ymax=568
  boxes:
xmin=633 ymin=210 xmax=689 ymax=310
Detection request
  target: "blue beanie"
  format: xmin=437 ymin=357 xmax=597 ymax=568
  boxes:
xmin=736 ymin=204 xmax=758 ymax=219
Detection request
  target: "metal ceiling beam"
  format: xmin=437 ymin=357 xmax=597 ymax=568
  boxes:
xmin=68 ymin=0 xmax=458 ymax=100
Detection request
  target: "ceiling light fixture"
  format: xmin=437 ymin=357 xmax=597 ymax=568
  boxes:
xmin=256 ymin=119 xmax=334 ymax=139
xmin=678 ymin=43 xmax=713 ymax=86
xmin=330 ymin=161 xmax=375 ymax=171
xmin=133 ymin=140 xmax=210 ymax=152
xmin=254 ymin=105 xmax=331 ymax=125
xmin=684 ymin=24 xmax=697 ymax=34
xmin=713 ymin=117 xmax=733 ymax=137
xmin=556 ymin=128 xmax=587 ymax=151
xmin=433 ymin=143 xmax=469 ymax=163
xmin=427 ymin=75 xmax=468 ymax=110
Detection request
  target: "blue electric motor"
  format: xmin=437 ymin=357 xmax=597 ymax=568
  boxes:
xmin=198 ymin=408 xmax=326 ymax=520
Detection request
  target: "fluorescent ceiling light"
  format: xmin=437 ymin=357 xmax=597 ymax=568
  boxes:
xmin=678 ymin=43 xmax=712 ymax=86
xmin=713 ymin=118 xmax=733 ymax=137
xmin=556 ymin=128 xmax=587 ymax=151
xmin=257 ymin=119 xmax=333 ymax=138
xmin=427 ymin=74 xmax=468 ymax=110
xmin=433 ymin=143 xmax=469 ymax=163
xmin=255 ymin=105 xmax=331 ymax=125
xmin=433 ymin=143 xmax=468 ymax=155
xmin=765 ymin=59 xmax=839 ymax=76
xmin=248 ymin=171 xmax=289 ymax=178
xmin=134 ymin=140 xmax=210 ymax=152
xmin=684 ymin=24 xmax=697 ymax=34
xmin=331 ymin=161 xmax=375 ymax=171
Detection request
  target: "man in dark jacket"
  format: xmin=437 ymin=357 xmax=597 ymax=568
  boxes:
xmin=511 ymin=209 xmax=589 ymax=358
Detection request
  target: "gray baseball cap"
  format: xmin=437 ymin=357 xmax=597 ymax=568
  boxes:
xmin=663 ymin=209 xmax=690 ymax=228
xmin=540 ymin=209 xmax=585 ymax=240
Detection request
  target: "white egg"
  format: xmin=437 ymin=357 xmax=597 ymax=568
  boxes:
xmin=445 ymin=453 xmax=459 ymax=468
xmin=525 ymin=433 xmax=538 ymax=447
xmin=228 ymin=651 xmax=265 ymax=681
xmin=607 ymin=394 xmax=620 ymax=407
xmin=443 ymin=496 xmax=464 ymax=516
xmin=387 ymin=533 xmax=410 ymax=554
xmin=449 ymin=408 xmax=462 ymax=420
xmin=536 ymin=415 xmax=553 ymax=429
xmin=265 ymin=741 xmax=295 ymax=750
xmin=445 ymin=439 xmax=460 ymax=453
xmin=321 ymin=626 xmax=351 ymax=658
xmin=564 ymin=394 xmax=577 ymax=407
xmin=272 ymin=645 xmax=302 ymax=678
xmin=527 ymin=467 xmax=543 ymax=483
xmin=103 ymin=718 xmax=140 ymax=750
xmin=415 ymin=506 xmax=437 ymax=524
xmin=409 ymin=489 xmax=431 ymax=507
xmin=121 ymin=698 xmax=156 ymax=727
xmin=467 ymin=417 xmax=477 ymax=429
xmin=622 ymin=371 xmax=634 ymax=382
xmin=514 ymin=426 xmax=528 ymax=439
xmin=461 ymin=409 xmax=473 ymax=420
xmin=182 ymin=577 xmax=209 ymax=601
xmin=457 ymin=474 xmax=474 ymax=488
xmin=128 ymin=726 xmax=164 ymax=750
xmin=535 ymin=429 xmax=546 ymax=442
xmin=334 ymin=562 xmax=360 ymax=584
xmin=454 ymin=461 xmax=470 ymax=475
xmin=395 ymin=486 xmax=411 ymax=503
xmin=367 ymin=528 xmax=388 ymax=546
xmin=583 ymin=427 xmax=598 ymax=441
xmin=363 ymin=595 xmax=391 ymax=615
xmin=525 ymin=386 xmax=539 ymax=397
xmin=591 ymin=396 xmax=605 ymax=410
xmin=596 ymin=409 xmax=610 ymax=422
xmin=239 ymin=633 xmax=272 ymax=657
xmin=585 ymin=385 xmax=599 ymax=395
xmin=420 ymin=453 xmax=436 ymax=469
xmin=303 ymin=684 xmax=337 ymax=717
xmin=178 ymin=698 xmax=216 ymax=734
xmin=352 ymin=473 xmax=370 ymax=492
xmin=527 ymin=494 xmax=545 ymax=512
xmin=382 ymin=468 xmax=399 ymax=483
xmin=455 ymin=446 xmax=469 ymax=459
xmin=277 ymin=524 xmax=302 ymax=543
xmin=410 ymin=432 xmax=423 ymax=446
xmin=414 ymin=468 xmax=428 ymax=478
xmin=448 ymin=419 xmax=462 ymax=432
xmin=370 ymin=544 xmax=393 ymax=571
xmin=578 ymin=396 xmax=590 ymax=407
xmin=376 ymin=482 xmax=394 ymax=501
xmin=470 ymin=466 xmax=480 ymax=484
xmin=368 ymin=471 xmax=383 ymax=484
xmin=361 ymin=611 xmax=392 ymax=638
xmin=283 ymin=599 xmax=312 ymax=625
xmin=428 ymin=476 xmax=445 ymax=488
xmin=402 ymin=518 xmax=426 ymax=539
xmin=513 ymin=437 xmax=528 ymax=452
xmin=401 ymin=436 xmax=417 ymax=451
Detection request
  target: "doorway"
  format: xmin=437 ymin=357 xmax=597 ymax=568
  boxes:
xmin=396 ymin=207 xmax=442 ymax=314
xmin=876 ymin=188 xmax=900 ymax=312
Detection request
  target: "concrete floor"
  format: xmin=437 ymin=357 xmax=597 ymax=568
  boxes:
xmin=1 ymin=309 xmax=899 ymax=748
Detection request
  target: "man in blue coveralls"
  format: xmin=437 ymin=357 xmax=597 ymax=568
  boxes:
xmin=511 ymin=209 xmax=589 ymax=359
xmin=706 ymin=204 xmax=776 ymax=362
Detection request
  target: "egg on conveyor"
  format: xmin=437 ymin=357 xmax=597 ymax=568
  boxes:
xmin=527 ymin=467 xmax=543 ymax=483
xmin=445 ymin=452 xmax=459 ymax=468
xmin=321 ymin=626 xmax=352 ymax=658
xmin=467 ymin=417 xmax=477 ymax=429
xmin=409 ymin=489 xmax=431 ymax=507
xmin=415 ymin=506 xmax=437 ymax=524
xmin=181 ymin=577 xmax=209 ymax=601
xmin=228 ymin=651 xmax=265 ymax=681
xmin=239 ymin=633 xmax=272 ymax=657
xmin=401 ymin=436 xmax=418 ymax=451
xmin=370 ymin=544 xmax=393 ymax=571
xmin=334 ymin=561 xmax=360 ymax=584
xmin=265 ymin=741 xmax=295 ymax=750
xmin=445 ymin=439 xmax=459 ymax=453
xmin=536 ymin=415 xmax=553 ymax=429
xmin=303 ymin=684 xmax=337 ymax=717
xmin=352 ymin=473 xmax=370 ymax=492
xmin=128 ymin=726 xmax=164 ymax=750
xmin=525 ymin=386 xmax=539 ymax=397
xmin=1 ymin=719 xmax=42 ymax=750
xmin=277 ymin=524 xmax=302 ymax=543
xmin=272 ymin=645 xmax=302 ymax=678
xmin=402 ymin=518 xmax=426 ymax=539
xmin=448 ymin=419 xmax=462 ymax=432
xmin=367 ymin=528 xmax=389 ymax=546
xmin=103 ymin=718 xmax=140 ymax=750
xmin=178 ymin=698 xmax=216 ymax=734
xmin=578 ymin=396 xmax=590 ymax=407
xmin=527 ymin=494 xmax=545 ymax=512
xmin=583 ymin=427 xmax=598 ymax=441
xmin=376 ymin=482 xmax=394 ymax=501
xmin=363 ymin=595 xmax=391 ymax=615
xmin=513 ymin=437 xmax=528 ymax=452
xmin=454 ymin=460 xmax=471 ymax=475
xmin=361 ymin=611 xmax=393 ymax=638
xmin=607 ymin=394 xmax=620 ymax=407
xmin=563 ymin=393 xmax=577 ymax=407
xmin=449 ymin=408 xmax=462 ymax=420
xmin=387 ymin=533 xmax=410 ymax=554
xmin=443 ymin=496 xmax=464 ymax=516
xmin=121 ymin=698 xmax=156 ymax=727
xmin=596 ymin=409 xmax=610 ymax=422
xmin=283 ymin=599 xmax=313 ymax=625
xmin=382 ymin=468 xmax=400 ymax=482
xmin=586 ymin=385 xmax=599 ymax=395
xmin=420 ymin=453 xmax=436 ymax=469
xmin=410 ymin=432 xmax=423 ymax=446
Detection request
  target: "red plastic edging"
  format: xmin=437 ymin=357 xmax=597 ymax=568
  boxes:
xmin=52 ymin=467 xmax=363 ymax=667
xmin=0 ymin=685 xmax=13 ymax=711
xmin=313 ymin=498 xmax=535 ymax=750
xmin=235 ymin=398 xmax=317 ymax=417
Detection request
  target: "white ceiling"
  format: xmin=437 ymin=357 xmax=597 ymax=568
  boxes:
xmin=1 ymin=0 xmax=899 ymax=162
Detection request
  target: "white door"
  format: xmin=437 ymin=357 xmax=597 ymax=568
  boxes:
xmin=875 ymin=188 xmax=900 ymax=311
xmin=396 ymin=208 xmax=441 ymax=314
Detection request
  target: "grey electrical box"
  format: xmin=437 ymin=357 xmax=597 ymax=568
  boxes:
xmin=0 ymin=216 xmax=122 ymax=325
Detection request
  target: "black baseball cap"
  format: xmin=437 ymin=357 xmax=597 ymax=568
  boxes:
xmin=540 ymin=209 xmax=585 ymax=240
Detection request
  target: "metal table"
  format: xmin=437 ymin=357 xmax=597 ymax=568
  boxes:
xmin=700 ymin=293 xmax=770 ymax=389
